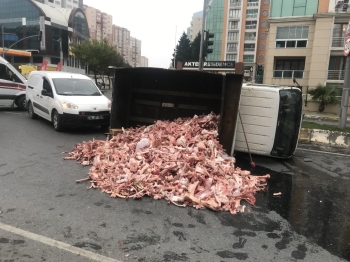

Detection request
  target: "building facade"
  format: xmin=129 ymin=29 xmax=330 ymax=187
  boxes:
xmin=129 ymin=37 xmax=141 ymax=67
xmin=83 ymin=5 xmax=113 ymax=44
xmin=187 ymin=11 xmax=203 ymax=41
xmin=0 ymin=0 xmax=90 ymax=74
xmin=112 ymin=25 xmax=130 ymax=65
xmin=140 ymin=56 xmax=149 ymax=67
xmin=204 ymin=0 xmax=267 ymax=78
xmin=264 ymin=0 xmax=350 ymax=113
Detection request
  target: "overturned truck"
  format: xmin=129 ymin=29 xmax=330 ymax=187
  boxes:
xmin=109 ymin=68 xmax=303 ymax=159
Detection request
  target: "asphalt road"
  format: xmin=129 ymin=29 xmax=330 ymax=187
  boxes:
xmin=0 ymin=106 xmax=349 ymax=262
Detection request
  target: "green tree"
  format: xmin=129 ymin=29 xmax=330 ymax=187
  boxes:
xmin=190 ymin=31 xmax=203 ymax=61
xmin=172 ymin=32 xmax=191 ymax=68
xmin=70 ymin=39 xmax=124 ymax=88
xmin=308 ymin=83 xmax=338 ymax=112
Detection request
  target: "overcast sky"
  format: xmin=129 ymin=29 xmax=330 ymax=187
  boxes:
xmin=83 ymin=0 xmax=204 ymax=68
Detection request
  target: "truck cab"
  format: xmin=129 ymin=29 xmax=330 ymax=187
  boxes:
xmin=0 ymin=56 xmax=27 ymax=110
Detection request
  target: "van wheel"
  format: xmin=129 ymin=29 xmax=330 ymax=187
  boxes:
xmin=28 ymin=102 xmax=37 ymax=119
xmin=17 ymin=96 xmax=26 ymax=111
xmin=52 ymin=110 xmax=64 ymax=132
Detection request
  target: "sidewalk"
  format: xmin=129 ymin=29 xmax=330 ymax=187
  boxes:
xmin=300 ymin=111 xmax=350 ymax=148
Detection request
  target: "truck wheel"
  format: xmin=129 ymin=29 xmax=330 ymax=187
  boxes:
xmin=28 ymin=102 xmax=37 ymax=119
xmin=17 ymin=96 xmax=26 ymax=111
xmin=52 ymin=110 xmax=64 ymax=132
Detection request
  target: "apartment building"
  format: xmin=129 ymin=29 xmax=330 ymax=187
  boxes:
xmin=33 ymin=0 xmax=83 ymax=9
xmin=112 ymin=25 xmax=130 ymax=64
xmin=83 ymin=5 xmax=113 ymax=44
xmin=129 ymin=37 xmax=141 ymax=67
xmin=187 ymin=11 xmax=203 ymax=41
xmin=204 ymin=0 xmax=268 ymax=77
xmin=140 ymin=56 xmax=149 ymax=67
xmin=264 ymin=0 xmax=350 ymax=113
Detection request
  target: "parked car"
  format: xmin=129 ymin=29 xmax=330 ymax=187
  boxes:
xmin=26 ymin=71 xmax=111 ymax=131
xmin=0 ymin=56 xmax=27 ymax=110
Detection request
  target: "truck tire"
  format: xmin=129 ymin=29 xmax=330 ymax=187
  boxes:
xmin=52 ymin=110 xmax=64 ymax=132
xmin=16 ymin=96 xmax=26 ymax=111
xmin=27 ymin=102 xmax=38 ymax=119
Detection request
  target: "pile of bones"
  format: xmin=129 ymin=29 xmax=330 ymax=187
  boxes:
xmin=64 ymin=113 xmax=270 ymax=214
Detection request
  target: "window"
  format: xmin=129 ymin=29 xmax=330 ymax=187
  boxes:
xmin=226 ymin=54 xmax=237 ymax=61
xmin=246 ymin=9 xmax=258 ymax=18
xmin=229 ymin=9 xmax=241 ymax=18
xmin=245 ymin=32 xmax=256 ymax=41
xmin=274 ymin=58 xmax=305 ymax=78
xmin=244 ymin=43 xmax=255 ymax=52
xmin=50 ymin=57 xmax=60 ymax=65
xmin=276 ymin=26 xmax=309 ymax=48
xmin=228 ymin=32 xmax=239 ymax=41
xmin=227 ymin=43 xmax=238 ymax=52
xmin=328 ymin=56 xmax=346 ymax=80
xmin=245 ymin=20 xmax=257 ymax=29
xmin=243 ymin=55 xmax=254 ymax=62
xmin=229 ymin=21 xmax=240 ymax=29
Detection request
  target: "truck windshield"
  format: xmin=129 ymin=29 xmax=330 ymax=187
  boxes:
xmin=271 ymin=89 xmax=303 ymax=158
xmin=52 ymin=78 xmax=101 ymax=96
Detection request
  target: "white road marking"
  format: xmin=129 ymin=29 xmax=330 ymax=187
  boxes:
xmin=0 ymin=222 xmax=122 ymax=262
xmin=297 ymin=148 xmax=350 ymax=157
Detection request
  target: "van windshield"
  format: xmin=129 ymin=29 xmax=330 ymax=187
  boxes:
xmin=271 ymin=89 xmax=303 ymax=157
xmin=52 ymin=78 xmax=102 ymax=96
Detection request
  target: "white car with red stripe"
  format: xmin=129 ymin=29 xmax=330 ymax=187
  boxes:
xmin=0 ymin=56 xmax=27 ymax=110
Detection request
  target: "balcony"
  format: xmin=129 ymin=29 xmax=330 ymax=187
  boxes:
xmin=244 ymin=48 xmax=255 ymax=52
xmin=273 ymin=70 xmax=304 ymax=78
xmin=331 ymin=37 xmax=345 ymax=48
xmin=227 ymin=48 xmax=238 ymax=52
xmin=245 ymin=37 xmax=256 ymax=41
xmin=327 ymin=70 xmax=345 ymax=80
xmin=245 ymin=25 xmax=257 ymax=30
xmin=230 ymin=1 xmax=241 ymax=7
xmin=246 ymin=14 xmax=258 ymax=18
xmin=247 ymin=2 xmax=259 ymax=7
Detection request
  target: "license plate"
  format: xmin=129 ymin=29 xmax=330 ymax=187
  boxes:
xmin=87 ymin=115 xmax=104 ymax=120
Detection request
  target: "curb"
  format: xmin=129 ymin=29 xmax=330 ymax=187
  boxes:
xmin=299 ymin=128 xmax=350 ymax=148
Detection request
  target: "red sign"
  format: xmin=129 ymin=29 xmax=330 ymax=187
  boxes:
xmin=56 ymin=62 xmax=63 ymax=71
xmin=344 ymin=36 xmax=350 ymax=56
xmin=40 ymin=61 xmax=48 ymax=71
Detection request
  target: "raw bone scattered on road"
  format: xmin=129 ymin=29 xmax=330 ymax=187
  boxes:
xmin=64 ymin=113 xmax=270 ymax=214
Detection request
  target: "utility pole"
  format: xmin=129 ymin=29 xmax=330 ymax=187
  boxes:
xmin=339 ymin=21 xmax=350 ymax=128
xmin=198 ymin=0 xmax=207 ymax=71
xmin=339 ymin=55 xmax=349 ymax=128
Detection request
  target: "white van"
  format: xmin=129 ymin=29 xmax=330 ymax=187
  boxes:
xmin=0 ymin=56 xmax=27 ymax=110
xmin=26 ymin=71 xmax=111 ymax=131
xmin=233 ymin=83 xmax=303 ymax=158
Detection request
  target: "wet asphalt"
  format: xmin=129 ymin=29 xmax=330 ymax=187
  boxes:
xmin=0 ymin=103 xmax=349 ymax=261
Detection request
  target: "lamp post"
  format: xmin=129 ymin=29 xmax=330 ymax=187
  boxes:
xmin=3 ymin=32 xmax=42 ymax=58
xmin=53 ymin=38 xmax=63 ymax=64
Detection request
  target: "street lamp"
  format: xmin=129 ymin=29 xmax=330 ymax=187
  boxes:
xmin=3 ymin=31 xmax=42 ymax=58
xmin=53 ymin=38 xmax=63 ymax=64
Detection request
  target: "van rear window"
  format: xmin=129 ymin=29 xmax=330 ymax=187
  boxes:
xmin=52 ymin=78 xmax=101 ymax=96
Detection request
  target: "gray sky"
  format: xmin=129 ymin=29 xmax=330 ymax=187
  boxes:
xmin=83 ymin=0 xmax=204 ymax=68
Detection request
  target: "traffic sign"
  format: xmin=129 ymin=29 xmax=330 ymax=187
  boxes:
xmin=344 ymin=36 xmax=350 ymax=56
